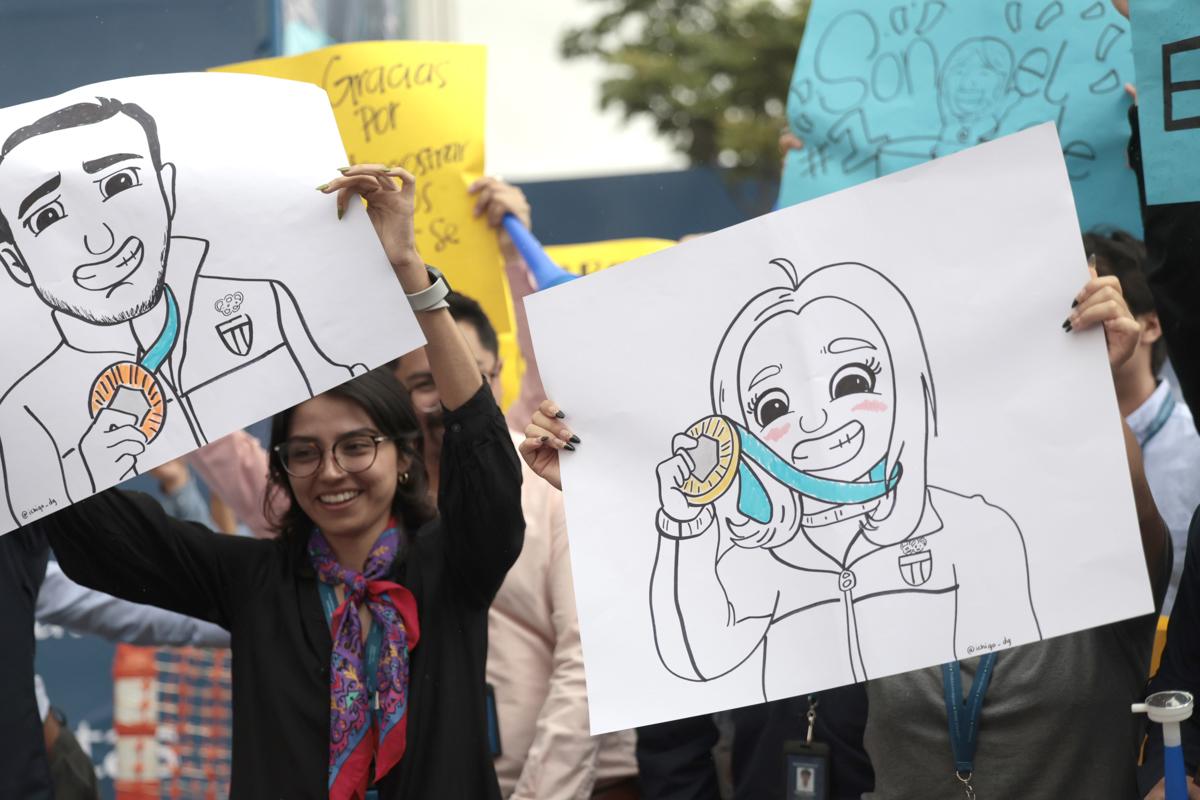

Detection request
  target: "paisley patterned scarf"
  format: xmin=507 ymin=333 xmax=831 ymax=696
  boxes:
xmin=309 ymin=524 xmax=420 ymax=800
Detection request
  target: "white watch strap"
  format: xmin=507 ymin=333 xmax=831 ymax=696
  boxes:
xmin=407 ymin=274 xmax=450 ymax=312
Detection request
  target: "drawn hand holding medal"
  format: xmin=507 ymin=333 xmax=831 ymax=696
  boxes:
xmin=80 ymin=287 xmax=179 ymax=488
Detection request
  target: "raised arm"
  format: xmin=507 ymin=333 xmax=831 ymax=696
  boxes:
xmin=437 ymin=384 xmax=525 ymax=608
xmin=1069 ymin=264 xmax=1171 ymax=590
xmin=323 ymin=164 xmax=483 ymax=411
xmin=465 ymin=176 xmax=547 ymax=431
xmin=34 ymin=489 xmax=271 ymax=628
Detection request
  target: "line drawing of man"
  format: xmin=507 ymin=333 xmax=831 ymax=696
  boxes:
xmin=0 ymin=97 xmax=363 ymax=526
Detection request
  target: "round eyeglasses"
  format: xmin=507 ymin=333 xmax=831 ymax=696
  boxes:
xmin=273 ymin=434 xmax=395 ymax=478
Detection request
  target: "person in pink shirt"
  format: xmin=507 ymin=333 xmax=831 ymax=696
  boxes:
xmin=188 ymin=179 xmax=638 ymax=800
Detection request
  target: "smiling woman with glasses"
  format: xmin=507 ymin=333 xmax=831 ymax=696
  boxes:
xmin=35 ymin=165 xmax=526 ymax=800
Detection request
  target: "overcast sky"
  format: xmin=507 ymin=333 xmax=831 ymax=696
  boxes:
xmin=448 ymin=0 xmax=686 ymax=181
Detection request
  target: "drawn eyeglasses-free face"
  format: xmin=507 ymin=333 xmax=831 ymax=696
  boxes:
xmin=0 ymin=113 xmax=172 ymax=324
xmin=274 ymin=433 xmax=403 ymax=479
xmin=736 ymin=297 xmax=895 ymax=481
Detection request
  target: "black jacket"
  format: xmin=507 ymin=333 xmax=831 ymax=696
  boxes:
xmin=39 ymin=386 xmax=524 ymax=799
xmin=0 ymin=527 xmax=51 ymax=800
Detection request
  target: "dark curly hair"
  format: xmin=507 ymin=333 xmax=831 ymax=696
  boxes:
xmin=265 ymin=367 xmax=436 ymax=546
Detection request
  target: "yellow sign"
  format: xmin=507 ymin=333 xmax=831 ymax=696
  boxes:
xmin=214 ymin=42 xmax=522 ymax=404
xmin=544 ymin=238 xmax=676 ymax=277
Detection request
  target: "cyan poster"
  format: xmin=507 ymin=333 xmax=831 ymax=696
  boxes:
xmin=781 ymin=0 xmax=1142 ymax=235
xmin=1131 ymin=0 xmax=1200 ymax=205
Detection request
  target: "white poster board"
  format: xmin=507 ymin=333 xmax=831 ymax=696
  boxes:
xmin=526 ymin=124 xmax=1153 ymax=734
xmin=0 ymin=72 xmax=422 ymax=532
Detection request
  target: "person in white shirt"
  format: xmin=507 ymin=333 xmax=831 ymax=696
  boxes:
xmin=1085 ymin=231 xmax=1200 ymax=613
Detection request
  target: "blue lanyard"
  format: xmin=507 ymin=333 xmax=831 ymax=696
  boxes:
xmin=1139 ymin=391 xmax=1177 ymax=449
xmin=317 ymin=583 xmax=384 ymax=714
xmin=941 ymin=653 xmax=997 ymax=780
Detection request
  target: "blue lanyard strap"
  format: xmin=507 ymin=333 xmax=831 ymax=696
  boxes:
xmin=1139 ymin=391 xmax=1177 ymax=448
xmin=317 ymin=583 xmax=384 ymax=712
xmin=140 ymin=286 xmax=179 ymax=373
xmin=941 ymin=653 xmax=997 ymax=775
xmin=731 ymin=419 xmax=902 ymax=524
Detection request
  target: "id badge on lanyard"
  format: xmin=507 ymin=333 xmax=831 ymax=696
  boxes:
xmin=782 ymin=696 xmax=830 ymax=800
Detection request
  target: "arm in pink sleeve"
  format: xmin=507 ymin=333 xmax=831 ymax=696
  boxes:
xmin=185 ymin=430 xmax=284 ymax=540
xmin=510 ymin=488 xmax=600 ymax=800
xmin=502 ymin=238 xmax=550 ymax=434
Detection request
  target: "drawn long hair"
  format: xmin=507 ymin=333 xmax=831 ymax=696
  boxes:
xmin=709 ymin=260 xmax=936 ymax=549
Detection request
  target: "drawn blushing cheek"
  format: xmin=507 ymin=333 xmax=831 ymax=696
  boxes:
xmin=851 ymin=399 xmax=888 ymax=413
xmin=764 ymin=422 xmax=791 ymax=443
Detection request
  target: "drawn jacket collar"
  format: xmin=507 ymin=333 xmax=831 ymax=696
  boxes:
xmin=778 ymin=488 xmax=946 ymax=573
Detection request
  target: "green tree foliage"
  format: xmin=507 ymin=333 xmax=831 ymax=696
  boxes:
xmin=562 ymin=0 xmax=809 ymax=180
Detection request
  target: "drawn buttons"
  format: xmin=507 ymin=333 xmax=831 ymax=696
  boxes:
xmin=838 ymin=570 xmax=857 ymax=591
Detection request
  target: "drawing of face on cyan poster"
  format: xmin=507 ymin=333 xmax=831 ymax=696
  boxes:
xmin=0 ymin=73 xmax=421 ymax=532
xmin=526 ymin=125 xmax=1154 ymax=734
xmin=780 ymin=0 xmax=1141 ymax=234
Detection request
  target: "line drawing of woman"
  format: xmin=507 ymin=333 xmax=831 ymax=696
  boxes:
xmin=650 ymin=260 xmax=1041 ymax=699
xmin=932 ymin=37 xmax=1020 ymax=157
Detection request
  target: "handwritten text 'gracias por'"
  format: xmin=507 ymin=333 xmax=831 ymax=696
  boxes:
xmin=321 ymin=54 xmax=471 ymax=252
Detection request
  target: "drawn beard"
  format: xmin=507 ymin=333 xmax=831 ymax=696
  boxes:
xmin=35 ymin=235 xmax=169 ymax=325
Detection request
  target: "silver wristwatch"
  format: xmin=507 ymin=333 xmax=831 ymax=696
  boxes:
xmin=407 ymin=265 xmax=451 ymax=312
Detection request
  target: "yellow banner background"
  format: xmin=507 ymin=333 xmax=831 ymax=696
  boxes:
xmin=544 ymin=238 xmax=676 ymax=277
xmin=214 ymin=42 xmax=522 ymax=404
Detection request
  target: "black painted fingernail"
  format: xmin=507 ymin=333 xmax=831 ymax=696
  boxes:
xmin=1062 ymin=319 xmax=1072 ymax=332
xmin=564 ymin=443 xmax=576 ymax=451
xmin=1071 ymin=298 xmax=1079 ymax=308
xmin=569 ymin=434 xmax=581 ymax=444
xmin=555 ymin=411 xmax=566 ymax=419
xmin=540 ymin=436 xmax=549 ymax=443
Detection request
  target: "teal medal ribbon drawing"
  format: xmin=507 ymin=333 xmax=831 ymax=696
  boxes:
xmin=733 ymin=419 xmax=901 ymax=523
xmin=677 ymin=414 xmax=902 ymax=524
xmin=140 ymin=286 xmax=180 ymax=374
xmin=87 ymin=286 xmax=180 ymax=443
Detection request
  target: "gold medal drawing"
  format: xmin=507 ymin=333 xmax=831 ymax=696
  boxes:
xmin=89 ymin=362 xmax=166 ymax=442
xmin=679 ymin=415 xmax=740 ymax=506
